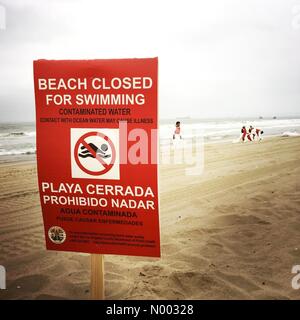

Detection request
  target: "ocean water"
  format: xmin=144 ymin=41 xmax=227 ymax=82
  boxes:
xmin=0 ymin=122 xmax=36 ymax=158
xmin=0 ymin=117 xmax=299 ymax=161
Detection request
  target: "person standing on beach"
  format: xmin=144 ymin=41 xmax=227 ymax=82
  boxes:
xmin=247 ymin=125 xmax=254 ymax=141
xmin=254 ymin=128 xmax=264 ymax=141
xmin=173 ymin=121 xmax=182 ymax=139
xmin=241 ymin=126 xmax=247 ymax=141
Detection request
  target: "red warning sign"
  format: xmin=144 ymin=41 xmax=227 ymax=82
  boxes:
xmin=33 ymin=58 xmax=160 ymax=257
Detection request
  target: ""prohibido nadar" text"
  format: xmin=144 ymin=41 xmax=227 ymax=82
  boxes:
xmin=41 ymin=182 xmax=156 ymax=210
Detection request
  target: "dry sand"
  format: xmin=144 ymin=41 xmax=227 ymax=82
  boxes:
xmin=0 ymin=136 xmax=300 ymax=300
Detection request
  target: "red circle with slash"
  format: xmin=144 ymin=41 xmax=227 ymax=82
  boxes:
xmin=74 ymin=131 xmax=116 ymax=176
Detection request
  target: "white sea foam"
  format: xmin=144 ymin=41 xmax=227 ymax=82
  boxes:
xmin=282 ymin=131 xmax=300 ymax=137
xmin=160 ymin=118 xmax=300 ymax=143
xmin=0 ymin=148 xmax=36 ymax=156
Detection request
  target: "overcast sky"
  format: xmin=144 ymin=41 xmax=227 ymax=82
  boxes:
xmin=0 ymin=0 xmax=300 ymax=122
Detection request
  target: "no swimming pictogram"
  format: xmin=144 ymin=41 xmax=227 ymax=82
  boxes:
xmin=71 ymin=128 xmax=120 ymax=180
xmin=74 ymin=131 xmax=116 ymax=176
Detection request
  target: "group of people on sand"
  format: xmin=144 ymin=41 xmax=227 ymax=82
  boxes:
xmin=171 ymin=121 xmax=264 ymax=143
xmin=240 ymin=125 xmax=264 ymax=142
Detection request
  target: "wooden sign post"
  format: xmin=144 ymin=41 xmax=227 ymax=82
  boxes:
xmin=91 ymin=254 xmax=105 ymax=300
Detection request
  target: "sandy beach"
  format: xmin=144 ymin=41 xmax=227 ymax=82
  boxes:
xmin=0 ymin=136 xmax=300 ymax=300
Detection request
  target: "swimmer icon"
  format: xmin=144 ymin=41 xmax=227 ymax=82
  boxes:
xmin=79 ymin=142 xmax=111 ymax=159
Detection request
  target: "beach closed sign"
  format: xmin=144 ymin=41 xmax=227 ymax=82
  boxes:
xmin=33 ymin=58 xmax=160 ymax=257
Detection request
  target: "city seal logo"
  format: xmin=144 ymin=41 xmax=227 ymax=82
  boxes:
xmin=48 ymin=226 xmax=66 ymax=244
